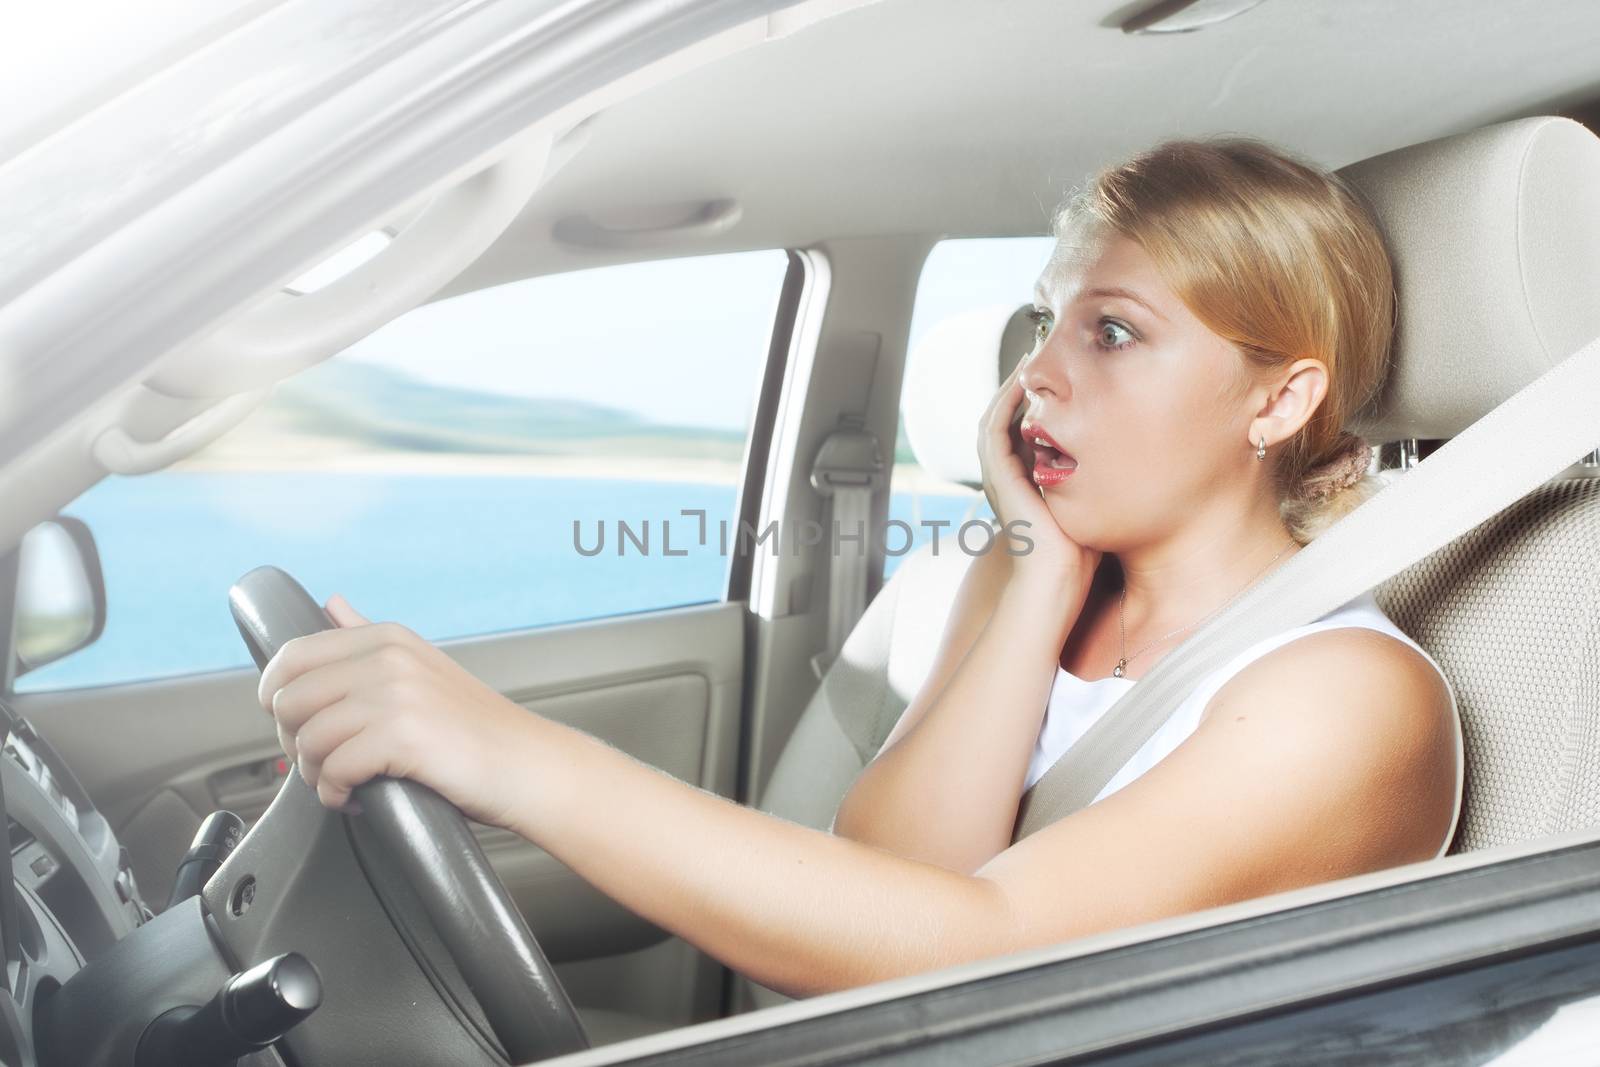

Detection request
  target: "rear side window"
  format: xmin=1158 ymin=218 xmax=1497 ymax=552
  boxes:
xmin=886 ymin=236 xmax=1057 ymax=579
xmin=20 ymin=250 xmax=789 ymax=691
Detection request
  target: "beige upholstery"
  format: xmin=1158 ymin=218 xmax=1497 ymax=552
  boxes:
xmin=736 ymin=115 xmax=1600 ymax=1012
xmin=1345 ymin=116 xmax=1600 ymax=853
xmin=760 ymin=541 xmax=980 ymax=832
xmin=1340 ymin=118 xmax=1600 ymax=442
xmin=1376 ymin=476 xmax=1600 ymax=853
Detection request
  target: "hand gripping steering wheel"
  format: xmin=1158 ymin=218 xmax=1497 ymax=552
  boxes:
xmin=226 ymin=565 xmax=589 ymax=1063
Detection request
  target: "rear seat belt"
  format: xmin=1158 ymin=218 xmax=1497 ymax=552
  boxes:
xmin=1012 ymin=327 xmax=1600 ymax=841
xmin=808 ymin=415 xmax=886 ymax=680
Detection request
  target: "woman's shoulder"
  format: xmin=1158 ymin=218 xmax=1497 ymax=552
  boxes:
xmin=1198 ymin=615 xmax=1455 ymax=755
xmin=1207 ymin=590 xmax=1448 ymax=702
xmin=1294 ymin=592 xmax=1454 ymax=707
xmin=1256 ymin=623 xmax=1447 ymax=691
xmin=1197 ymin=620 xmax=1459 ymax=860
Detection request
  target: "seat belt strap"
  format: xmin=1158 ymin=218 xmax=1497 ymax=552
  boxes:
xmin=1013 ymin=328 xmax=1600 ymax=841
xmin=808 ymin=419 xmax=885 ymax=681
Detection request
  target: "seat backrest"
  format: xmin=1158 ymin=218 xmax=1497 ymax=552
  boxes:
xmin=1333 ymin=116 xmax=1600 ymax=855
xmin=758 ymin=538 xmax=975 ymax=832
xmin=1375 ymin=473 xmax=1600 ymax=853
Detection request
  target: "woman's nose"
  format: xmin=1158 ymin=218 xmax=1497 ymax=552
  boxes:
xmin=1017 ymin=342 xmax=1064 ymax=399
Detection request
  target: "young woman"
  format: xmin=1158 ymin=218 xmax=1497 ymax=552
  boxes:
xmin=258 ymin=137 xmax=1464 ymax=1001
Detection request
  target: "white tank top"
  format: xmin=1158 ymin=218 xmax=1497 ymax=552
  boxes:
xmin=1023 ymin=588 xmax=1466 ymax=859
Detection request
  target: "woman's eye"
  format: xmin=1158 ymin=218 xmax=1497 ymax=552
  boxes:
xmin=1026 ymin=307 xmax=1052 ymax=344
xmin=1095 ymin=318 xmax=1137 ymax=351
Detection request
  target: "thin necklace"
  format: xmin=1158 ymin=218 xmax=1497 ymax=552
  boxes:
xmin=1112 ymin=540 xmax=1297 ymax=679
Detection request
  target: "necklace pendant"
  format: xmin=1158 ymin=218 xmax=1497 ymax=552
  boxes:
xmin=1112 ymin=659 xmax=1125 ymax=678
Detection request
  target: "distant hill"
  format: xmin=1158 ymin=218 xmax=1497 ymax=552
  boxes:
xmin=893 ymin=421 xmax=916 ymax=464
xmin=186 ymin=358 xmax=749 ymax=463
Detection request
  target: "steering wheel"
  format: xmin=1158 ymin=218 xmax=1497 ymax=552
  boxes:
xmin=224 ymin=565 xmax=589 ymax=1063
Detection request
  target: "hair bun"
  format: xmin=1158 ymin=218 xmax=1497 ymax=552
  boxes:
xmin=1301 ymin=431 xmax=1371 ymax=502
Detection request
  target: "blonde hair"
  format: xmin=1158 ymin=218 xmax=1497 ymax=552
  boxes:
xmin=1051 ymin=136 xmax=1395 ymax=544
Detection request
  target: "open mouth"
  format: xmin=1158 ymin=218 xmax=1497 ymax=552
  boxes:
xmin=1022 ymin=426 xmax=1078 ymax=470
xmin=1031 ymin=441 xmax=1078 ymax=470
xmin=1025 ymin=430 xmax=1079 ymax=486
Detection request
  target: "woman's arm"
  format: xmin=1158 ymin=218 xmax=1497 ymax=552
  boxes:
xmin=504 ymin=710 xmax=1022 ymax=998
xmin=261 ymin=595 xmax=1457 ymax=1001
xmin=830 ymin=347 xmax=1101 ymax=873
xmin=830 ymin=548 xmax=1085 ymax=874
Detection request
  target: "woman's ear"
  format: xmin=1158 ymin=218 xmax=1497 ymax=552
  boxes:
xmin=1255 ymin=357 xmax=1328 ymax=441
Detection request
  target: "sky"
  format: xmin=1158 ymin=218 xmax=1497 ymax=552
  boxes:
xmin=335 ymin=249 xmax=790 ymax=431
xmin=332 ymin=236 xmax=1058 ymax=432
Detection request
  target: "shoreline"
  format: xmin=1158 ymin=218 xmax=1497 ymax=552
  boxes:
xmin=167 ymin=454 xmax=980 ymax=494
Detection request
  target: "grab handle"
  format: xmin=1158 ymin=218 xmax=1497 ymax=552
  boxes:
xmin=90 ymin=387 xmax=270 ymax=474
xmin=148 ymin=130 xmax=550 ymax=399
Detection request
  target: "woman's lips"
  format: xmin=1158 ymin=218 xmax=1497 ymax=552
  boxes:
xmin=1020 ymin=424 xmax=1078 ymax=486
xmin=1031 ymin=446 xmax=1077 ymax=487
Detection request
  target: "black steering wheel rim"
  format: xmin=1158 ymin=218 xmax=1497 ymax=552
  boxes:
xmin=227 ymin=564 xmax=589 ymax=1062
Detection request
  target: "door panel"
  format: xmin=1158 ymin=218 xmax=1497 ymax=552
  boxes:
xmin=11 ymin=597 xmax=745 ymax=1037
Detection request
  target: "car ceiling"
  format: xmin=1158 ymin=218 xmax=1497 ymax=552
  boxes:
xmin=3 ymin=0 xmax=1599 ymax=556
xmin=445 ymin=0 xmax=1600 ymax=298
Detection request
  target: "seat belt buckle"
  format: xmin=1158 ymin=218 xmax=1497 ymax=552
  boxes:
xmin=809 ymin=426 xmax=885 ymax=497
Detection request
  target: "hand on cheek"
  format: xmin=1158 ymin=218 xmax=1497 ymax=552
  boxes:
xmin=255 ymin=593 xmax=535 ymax=830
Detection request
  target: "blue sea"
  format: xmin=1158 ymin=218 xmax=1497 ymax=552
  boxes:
xmin=20 ymin=472 xmax=991 ymax=692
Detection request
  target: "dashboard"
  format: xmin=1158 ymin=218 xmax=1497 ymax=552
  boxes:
xmin=3 ymin=704 xmax=151 ymax=957
xmin=0 ymin=699 xmax=174 ymax=1067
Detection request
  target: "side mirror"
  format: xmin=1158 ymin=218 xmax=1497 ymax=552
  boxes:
xmin=14 ymin=517 xmax=107 ymax=677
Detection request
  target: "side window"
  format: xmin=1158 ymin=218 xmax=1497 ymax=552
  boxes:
xmin=20 ymin=250 xmax=790 ymax=692
xmin=886 ymin=237 xmax=1057 ymax=579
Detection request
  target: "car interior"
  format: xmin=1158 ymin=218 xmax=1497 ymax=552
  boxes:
xmin=3 ymin=0 xmax=1600 ymax=1063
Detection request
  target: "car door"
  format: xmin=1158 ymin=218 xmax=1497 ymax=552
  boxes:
xmin=2 ymin=245 xmax=805 ymax=1044
xmin=524 ymin=826 xmax=1600 ymax=1065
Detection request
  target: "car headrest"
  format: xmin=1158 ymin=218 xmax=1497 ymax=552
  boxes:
xmin=900 ymin=302 xmax=1036 ymax=488
xmin=899 ymin=115 xmax=1600 ymax=485
xmin=1339 ymin=115 xmax=1600 ymax=442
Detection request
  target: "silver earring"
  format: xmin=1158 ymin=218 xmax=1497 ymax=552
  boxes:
xmin=1256 ymin=435 xmax=1267 ymax=461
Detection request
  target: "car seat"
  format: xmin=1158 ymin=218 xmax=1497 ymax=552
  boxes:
xmin=736 ymin=115 xmax=1600 ymax=1013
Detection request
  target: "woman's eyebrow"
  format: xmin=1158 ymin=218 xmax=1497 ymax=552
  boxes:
xmin=1032 ymin=283 xmax=1169 ymax=324
xmin=1080 ymin=285 xmax=1169 ymax=323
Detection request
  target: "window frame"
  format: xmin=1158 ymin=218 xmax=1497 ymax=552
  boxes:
xmin=725 ymin=249 xmax=809 ymax=605
xmin=3 ymin=247 xmax=805 ymax=696
xmin=565 ymin=828 xmax=1600 ymax=1065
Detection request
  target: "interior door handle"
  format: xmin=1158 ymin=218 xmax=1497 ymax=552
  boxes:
xmin=208 ymin=756 xmax=290 ymax=824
